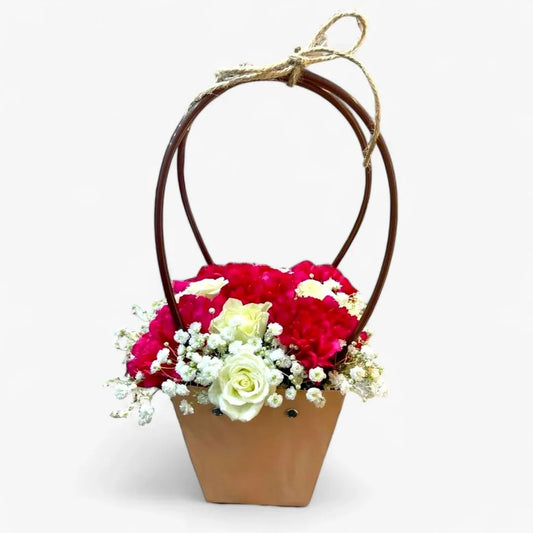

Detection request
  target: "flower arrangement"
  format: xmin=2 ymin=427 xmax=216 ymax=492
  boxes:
xmin=107 ymin=261 xmax=386 ymax=424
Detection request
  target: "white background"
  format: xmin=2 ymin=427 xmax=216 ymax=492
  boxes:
xmin=1 ymin=0 xmax=532 ymax=531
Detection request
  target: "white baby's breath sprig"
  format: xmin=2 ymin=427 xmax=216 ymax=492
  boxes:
xmin=267 ymin=393 xmax=283 ymax=408
xmin=309 ymin=366 xmax=327 ymax=383
xmin=106 ymin=375 xmax=137 ymax=400
xmin=161 ymin=379 xmax=178 ymax=397
xmin=268 ymin=368 xmax=284 ymax=387
xmin=330 ymin=341 xmax=387 ymax=401
xmin=179 ymin=399 xmax=195 ymax=415
xmin=114 ymin=329 xmax=139 ymax=353
xmin=264 ymin=322 xmax=283 ymax=342
xmin=306 ymin=387 xmax=326 ymax=408
xmin=138 ymin=400 xmax=155 ymax=425
xmin=285 ymin=386 xmax=297 ymax=400
xmin=174 ymin=329 xmax=190 ymax=345
xmin=195 ymin=389 xmax=210 ymax=404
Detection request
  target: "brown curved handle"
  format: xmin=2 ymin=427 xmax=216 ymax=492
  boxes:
xmin=175 ymin=88 xmax=371 ymax=268
xmin=154 ymin=70 xmax=397 ymax=343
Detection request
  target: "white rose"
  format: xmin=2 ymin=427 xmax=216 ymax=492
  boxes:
xmin=209 ymin=298 xmax=272 ymax=343
xmin=295 ymin=279 xmax=334 ymax=300
xmin=208 ymin=350 xmax=274 ymax=422
xmin=178 ymin=277 xmax=229 ymax=299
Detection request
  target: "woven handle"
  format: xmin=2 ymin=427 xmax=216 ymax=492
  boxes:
xmin=154 ymin=70 xmax=398 ymax=345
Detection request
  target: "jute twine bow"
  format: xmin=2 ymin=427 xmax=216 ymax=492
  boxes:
xmin=191 ymin=11 xmax=380 ymax=167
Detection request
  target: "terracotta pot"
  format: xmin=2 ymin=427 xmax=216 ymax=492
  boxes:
xmin=172 ymin=388 xmax=344 ymax=506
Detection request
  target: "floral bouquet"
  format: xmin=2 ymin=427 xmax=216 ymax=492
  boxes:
xmin=108 ymin=261 xmax=386 ymax=425
xmin=107 ymin=10 xmax=397 ymax=506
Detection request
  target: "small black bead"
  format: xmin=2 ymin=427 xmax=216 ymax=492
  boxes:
xmin=211 ymin=407 xmax=223 ymax=416
xmin=285 ymin=408 xmax=299 ymax=418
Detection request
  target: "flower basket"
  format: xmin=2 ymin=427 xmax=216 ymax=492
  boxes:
xmin=108 ymin=11 xmax=397 ymax=507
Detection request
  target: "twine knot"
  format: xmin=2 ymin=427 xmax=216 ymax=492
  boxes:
xmin=287 ymin=52 xmax=305 ymax=86
xmin=197 ymin=11 xmax=380 ymax=167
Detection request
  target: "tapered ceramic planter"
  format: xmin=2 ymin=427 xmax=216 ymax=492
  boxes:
xmin=172 ymin=388 xmax=345 ymax=506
